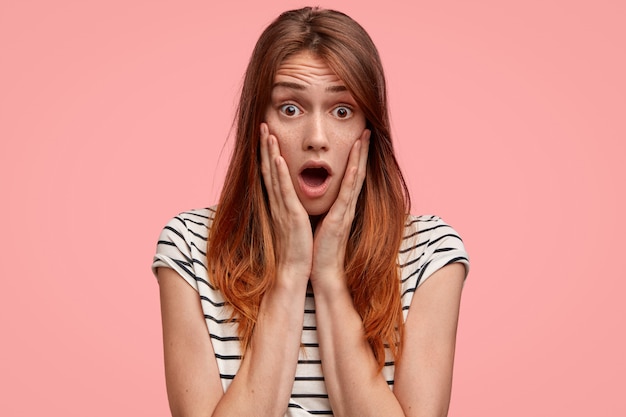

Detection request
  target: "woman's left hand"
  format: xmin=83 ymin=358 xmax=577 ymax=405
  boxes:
xmin=310 ymin=129 xmax=370 ymax=291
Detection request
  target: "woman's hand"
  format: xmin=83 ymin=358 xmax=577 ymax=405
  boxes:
xmin=310 ymin=129 xmax=370 ymax=291
xmin=260 ymin=123 xmax=313 ymax=284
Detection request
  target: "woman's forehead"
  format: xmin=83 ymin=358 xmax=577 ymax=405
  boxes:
xmin=274 ymin=51 xmax=344 ymax=87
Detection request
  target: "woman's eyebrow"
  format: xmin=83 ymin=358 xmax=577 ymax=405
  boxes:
xmin=272 ymin=81 xmax=348 ymax=93
xmin=325 ymin=85 xmax=347 ymax=93
xmin=273 ymin=81 xmax=306 ymax=90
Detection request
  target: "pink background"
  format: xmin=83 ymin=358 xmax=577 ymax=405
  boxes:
xmin=1 ymin=0 xmax=624 ymax=415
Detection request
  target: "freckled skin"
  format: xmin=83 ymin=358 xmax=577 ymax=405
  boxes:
xmin=264 ymin=51 xmax=367 ymax=216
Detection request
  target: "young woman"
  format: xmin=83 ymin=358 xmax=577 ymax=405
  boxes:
xmin=153 ymin=7 xmax=469 ymax=417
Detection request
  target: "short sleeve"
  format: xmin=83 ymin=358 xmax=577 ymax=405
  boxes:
xmin=415 ymin=218 xmax=469 ymax=286
xmin=151 ymin=214 xmax=200 ymax=291
xmin=399 ymin=215 xmax=469 ymax=319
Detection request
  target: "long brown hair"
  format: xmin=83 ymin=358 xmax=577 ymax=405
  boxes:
xmin=207 ymin=7 xmax=411 ymax=369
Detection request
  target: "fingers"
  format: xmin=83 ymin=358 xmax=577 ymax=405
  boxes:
xmin=328 ymin=129 xmax=370 ymax=221
xmin=259 ymin=123 xmax=279 ymax=212
xmin=356 ymin=129 xmax=370 ymax=187
xmin=259 ymin=123 xmax=304 ymax=216
xmin=348 ymin=129 xmax=370 ymax=201
xmin=349 ymin=129 xmax=370 ymax=214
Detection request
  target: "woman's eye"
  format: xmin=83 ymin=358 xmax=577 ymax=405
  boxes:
xmin=279 ymin=104 xmax=301 ymax=117
xmin=332 ymin=106 xmax=353 ymax=119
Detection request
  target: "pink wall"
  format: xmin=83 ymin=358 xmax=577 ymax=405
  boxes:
xmin=1 ymin=0 xmax=624 ymax=415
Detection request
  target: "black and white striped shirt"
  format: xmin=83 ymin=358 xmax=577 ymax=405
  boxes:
xmin=152 ymin=207 xmax=469 ymax=416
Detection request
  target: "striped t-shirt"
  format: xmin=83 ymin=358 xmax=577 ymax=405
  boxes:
xmin=152 ymin=206 xmax=469 ymax=416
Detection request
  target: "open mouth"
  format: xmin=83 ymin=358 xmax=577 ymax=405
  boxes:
xmin=300 ymin=167 xmax=329 ymax=187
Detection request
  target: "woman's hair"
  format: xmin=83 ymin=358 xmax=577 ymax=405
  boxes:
xmin=207 ymin=7 xmax=411 ymax=369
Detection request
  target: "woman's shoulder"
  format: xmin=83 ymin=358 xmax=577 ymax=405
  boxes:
xmin=399 ymin=213 xmax=469 ymax=277
xmin=152 ymin=206 xmax=217 ymax=285
xmin=153 ymin=206 xmax=217 ymax=263
xmin=160 ymin=206 xmax=217 ymax=237
xmin=174 ymin=206 xmax=217 ymax=225
xmin=403 ymin=214 xmax=463 ymax=241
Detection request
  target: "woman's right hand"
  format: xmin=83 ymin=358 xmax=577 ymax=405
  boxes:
xmin=260 ymin=123 xmax=313 ymax=285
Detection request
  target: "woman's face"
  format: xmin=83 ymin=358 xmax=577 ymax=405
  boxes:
xmin=264 ymin=50 xmax=367 ymax=216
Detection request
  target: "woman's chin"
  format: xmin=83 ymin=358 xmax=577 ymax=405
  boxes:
xmin=302 ymin=201 xmax=331 ymax=218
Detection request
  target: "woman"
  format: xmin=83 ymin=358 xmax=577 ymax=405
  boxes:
xmin=153 ymin=7 xmax=469 ymax=417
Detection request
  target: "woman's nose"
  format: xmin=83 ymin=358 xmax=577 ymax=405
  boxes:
xmin=302 ymin=113 xmax=329 ymax=151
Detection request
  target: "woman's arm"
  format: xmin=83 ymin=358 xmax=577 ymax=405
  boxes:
xmin=313 ymin=262 xmax=466 ymax=417
xmin=159 ymin=266 xmax=308 ymax=417
xmin=392 ymin=262 xmax=466 ymax=416
xmin=159 ymin=267 xmax=223 ymax=417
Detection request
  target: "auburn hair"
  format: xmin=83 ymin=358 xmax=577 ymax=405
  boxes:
xmin=207 ymin=7 xmax=411 ymax=370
